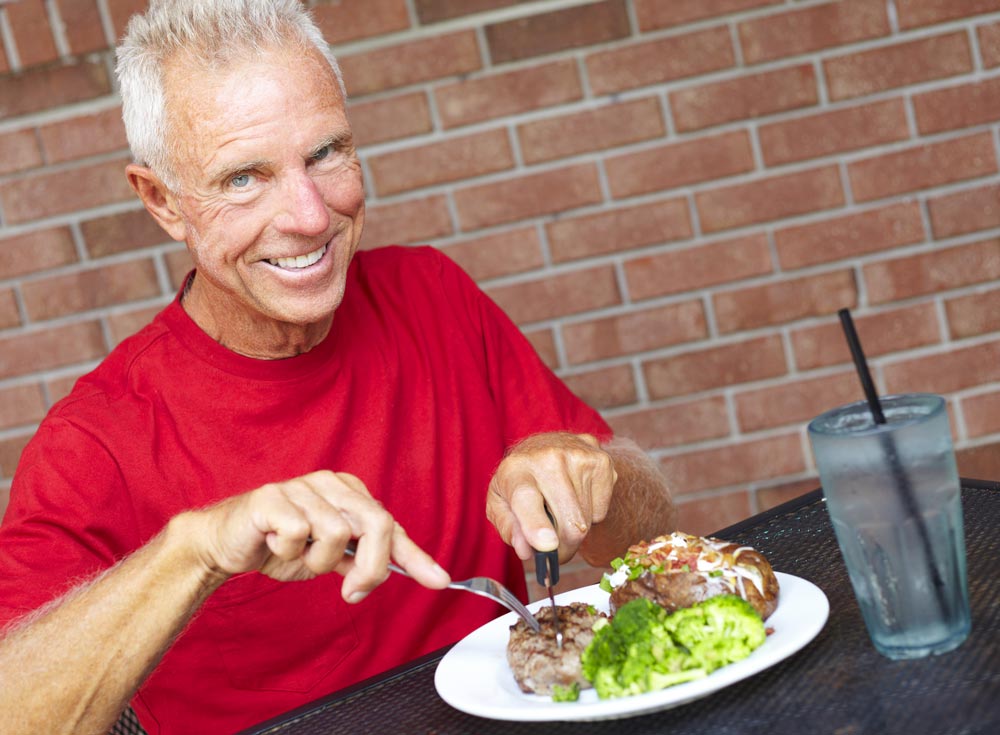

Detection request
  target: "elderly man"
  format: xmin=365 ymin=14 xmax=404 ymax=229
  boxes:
xmin=0 ymin=1 xmax=675 ymax=733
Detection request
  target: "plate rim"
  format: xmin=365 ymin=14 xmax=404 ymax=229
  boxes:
xmin=434 ymin=571 xmax=829 ymax=722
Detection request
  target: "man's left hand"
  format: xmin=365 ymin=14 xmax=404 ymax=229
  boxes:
xmin=486 ymin=432 xmax=617 ymax=562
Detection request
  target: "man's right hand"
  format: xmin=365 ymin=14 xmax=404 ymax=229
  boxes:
xmin=179 ymin=470 xmax=451 ymax=603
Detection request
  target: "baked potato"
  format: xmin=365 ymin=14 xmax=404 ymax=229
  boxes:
xmin=605 ymin=532 xmax=780 ymax=620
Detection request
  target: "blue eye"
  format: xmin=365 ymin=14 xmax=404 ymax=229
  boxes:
xmin=231 ymin=173 xmax=251 ymax=188
xmin=312 ymin=145 xmax=332 ymax=161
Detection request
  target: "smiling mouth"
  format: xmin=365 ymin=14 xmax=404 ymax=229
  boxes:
xmin=267 ymin=243 xmax=329 ymax=270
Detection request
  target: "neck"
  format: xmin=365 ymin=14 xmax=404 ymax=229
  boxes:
xmin=180 ymin=275 xmax=332 ymax=359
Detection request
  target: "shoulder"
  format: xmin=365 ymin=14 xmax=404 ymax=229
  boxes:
xmin=352 ymin=245 xmax=478 ymax=295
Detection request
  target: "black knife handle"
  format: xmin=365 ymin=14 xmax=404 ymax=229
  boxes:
xmin=533 ymin=504 xmax=560 ymax=586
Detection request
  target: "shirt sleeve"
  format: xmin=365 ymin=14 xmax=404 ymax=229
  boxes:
xmin=431 ymin=248 xmax=613 ymax=447
xmin=0 ymin=419 xmax=137 ymax=629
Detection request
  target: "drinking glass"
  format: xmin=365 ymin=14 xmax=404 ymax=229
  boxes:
xmin=807 ymin=393 xmax=971 ymax=660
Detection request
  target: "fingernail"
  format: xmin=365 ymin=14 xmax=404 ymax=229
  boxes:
xmin=347 ymin=590 xmax=366 ymax=604
xmin=538 ymin=528 xmax=558 ymax=547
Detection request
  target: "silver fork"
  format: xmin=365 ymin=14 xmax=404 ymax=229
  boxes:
xmin=343 ymin=540 xmax=540 ymax=632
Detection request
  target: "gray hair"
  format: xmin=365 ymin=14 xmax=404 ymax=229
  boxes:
xmin=115 ymin=0 xmax=346 ymax=191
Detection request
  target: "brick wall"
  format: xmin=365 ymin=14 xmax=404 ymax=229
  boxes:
xmin=4 ymin=0 xmax=1000 ymax=595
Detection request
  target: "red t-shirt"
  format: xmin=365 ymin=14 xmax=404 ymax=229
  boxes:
xmin=0 ymin=246 xmax=610 ymax=734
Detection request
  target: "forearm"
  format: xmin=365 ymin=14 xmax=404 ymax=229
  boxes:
xmin=0 ymin=512 xmax=226 ymax=735
xmin=579 ymin=437 xmax=677 ymax=567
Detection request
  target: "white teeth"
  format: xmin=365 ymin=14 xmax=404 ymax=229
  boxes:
xmin=268 ymin=244 xmax=327 ymax=269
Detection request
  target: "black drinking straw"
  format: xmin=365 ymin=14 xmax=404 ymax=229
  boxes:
xmin=837 ymin=308 xmax=949 ymax=617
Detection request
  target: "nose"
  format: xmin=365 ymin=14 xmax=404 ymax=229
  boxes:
xmin=273 ymin=171 xmax=331 ymax=237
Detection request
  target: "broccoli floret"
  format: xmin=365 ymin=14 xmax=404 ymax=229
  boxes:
xmin=550 ymin=682 xmax=581 ymax=702
xmin=664 ymin=595 xmax=765 ymax=672
xmin=580 ymin=595 xmax=766 ymax=699
xmin=581 ymin=598 xmax=706 ymax=699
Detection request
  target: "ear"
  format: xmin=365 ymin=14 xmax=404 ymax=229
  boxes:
xmin=126 ymin=163 xmax=187 ymax=242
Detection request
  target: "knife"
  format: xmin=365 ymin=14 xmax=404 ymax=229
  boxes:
xmin=534 ymin=504 xmax=563 ymax=648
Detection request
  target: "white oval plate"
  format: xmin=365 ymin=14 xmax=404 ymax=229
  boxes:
xmin=434 ymin=572 xmax=829 ymax=722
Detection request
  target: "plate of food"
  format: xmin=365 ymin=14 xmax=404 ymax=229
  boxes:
xmin=434 ymin=532 xmax=829 ymax=722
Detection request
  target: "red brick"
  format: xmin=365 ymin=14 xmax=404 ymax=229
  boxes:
xmin=606 ymin=396 xmax=731 ymax=450
xmin=453 ymin=163 xmax=603 ymax=231
xmin=164 ymin=247 xmax=195 ymax=291
xmin=714 ymin=269 xmax=857 ymax=334
xmin=0 ymin=59 xmax=111 ymax=118
xmin=928 ymin=183 xmax=1000 ymax=239
xmin=945 ymin=287 xmax=1000 ymax=339
xmin=525 ymin=328 xmax=558 ymax=369
xmin=775 ymin=202 xmax=925 ymax=270
xmin=485 ymin=266 xmax=620 ymax=325
xmin=56 ymin=0 xmax=108 ymax=55
xmin=562 ymin=300 xmax=707 ymax=365
xmin=606 ymin=130 xmax=755 ymax=200
xmin=0 ymin=289 xmax=20 ymax=329
xmin=7 ymin=0 xmax=58 ymax=68
xmin=0 ymin=33 xmax=7 ymax=74
xmin=849 ymin=133 xmax=996 ymax=204
xmin=0 ymin=321 xmax=106 ymax=379
xmin=586 ymin=26 xmax=735 ymax=97
xmin=883 ymin=339 xmax=1000 ymax=395
xmin=560 ymin=364 xmax=637 ymax=410
xmin=45 ymin=369 xmax=88 ymax=405
xmin=37 ymin=107 xmax=127 ymax=164
xmin=675 ymin=491 xmax=754 ymax=538
xmin=518 ymin=97 xmax=665 ymax=166
xmin=438 ymin=228 xmax=544 ymax=282
xmin=671 ymin=64 xmax=818 ymax=133
xmin=359 ymin=195 xmax=454 ymax=249
xmin=696 ymin=165 xmax=844 ymax=234
xmin=959 ymin=389 xmax=1000 ymax=438
xmin=0 ymin=128 xmax=43 ymax=175
xmin=978 ymin=22 xmax=1000 ymax=69
xmin=913 ymin=77 xmax=1000 ymax=135
xmin=791 ymin=303 xmax=941 ymax=371
xmin=312 ymin=0 xmax=410 ymax=44
xmin=414 ymin=0 xmax=533 ymax=24
xmin=547 ymin=198 xmax=692 ymax=263
xmin=348 ymin=93 xmax=433 ymax=148
xmin=107 ymin=304 xmax=163 ymax=346
xmin=896 ymin=0 xmax=1000 ymax=29
xmin=0 ymin=157 xmax=134 ymax=225
xmin=756 ymin=478 xmax=820 ymax=513
xmin=22 ymin=260 xmax=161 ymax=321
xmin=865 ymin=238 xmax=1000 ymax=305
xmin=957 ymin=439 xmax=1000 ymax=481
xmin=735 ymin=371 xmax=862 ymax=433
xmin=80 ymin=208 xmax=171 ymax=258
xmin=624 ymin=233 xmax=773 ymax=301
xmin=661 ymin=434 xmax=806 ymax=495
xmin=759 ymin=98 xmax=909 ymax=167
xmin=0 ymin=384 xmax=47 ymax=430
xmin=0 ymin=227 xmax=78 ymax=279
xmin=643 ymin=335 xmax=788 ymax=400
xmin=486 ymin=0 xmax=630 ymax=64
xmin=824 ymin=32 xmax=973 ymax=101
xmin=635 ymin=0 xmax=782 ymax=30
xmin=0 ymin=434 xmax=32 ymax=479
xmin=339 ymin=31 xmax=481 ymax=98
xmin=368 ymin=129 xmax=514 ymax=197
xmin=105 ymin=0 xmax=147 ymax=41
xmin=739 ymin=0 xmax=889 ymax=65
xmin=435 ymin=60 xmax=582 ymax=130
xmin=0 ymin=485 xmax=8 ymax=519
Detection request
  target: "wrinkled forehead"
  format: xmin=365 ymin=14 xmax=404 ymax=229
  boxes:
xmin=159 ymin=42 xmax=347 ymax=176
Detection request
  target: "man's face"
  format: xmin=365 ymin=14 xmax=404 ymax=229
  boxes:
xmin=162 ymin=42 xmax=365 ymax=349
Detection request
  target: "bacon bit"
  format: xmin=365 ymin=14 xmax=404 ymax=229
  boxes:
xmin=765 ymin=627 xmax=775 ymax=636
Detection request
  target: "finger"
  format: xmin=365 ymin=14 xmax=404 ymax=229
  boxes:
xmin=386 ymin=523 xmax=451 ymax=589
xmin=280 ymin=487 xmax=353 ymax=575
xmin=508 ymin=483 xmax=559 ymax=552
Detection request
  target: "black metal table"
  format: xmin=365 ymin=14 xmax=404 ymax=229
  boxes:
xmin=233 ymin=479 xmax=1000 ymax=735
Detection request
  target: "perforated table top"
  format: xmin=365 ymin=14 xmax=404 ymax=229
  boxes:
xmin=234 ymin=480 xmax=1000 ymax=735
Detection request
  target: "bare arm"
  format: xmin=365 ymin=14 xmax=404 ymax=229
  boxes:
xmin=0 ymin=471 xmax=449 ymax=735
xmin=487 ymin=433 xmax=676 ymax=568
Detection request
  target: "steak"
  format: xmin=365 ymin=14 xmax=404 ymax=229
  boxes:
xmin=506 ymin=602 xmax=607 ymax=695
